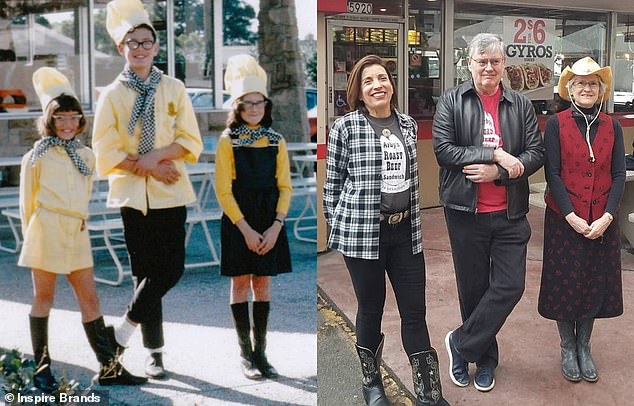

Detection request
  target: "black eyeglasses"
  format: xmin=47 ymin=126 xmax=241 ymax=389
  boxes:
xmin=239 ymin=100 xmax=268 ymax=110
xmin=125 ymin=40 xmax=155 ymax=50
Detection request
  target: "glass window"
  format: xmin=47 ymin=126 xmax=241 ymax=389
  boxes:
xmin=454 ymin=2 xmax=608 ymax=115
xmin=614 ymin=13 xmax=634 ymax=112
xmin=92 ymin=1 xmax=216 ymax=109
xmin=174 ymin=0 xmax=215 ymax=110
xmin=92 ymin=1 xmax=166 ymax=96
xmin=0 ymin=1 xmax=89 ymax=114
xmin=408 ymin=0 xmax=442 ymax=120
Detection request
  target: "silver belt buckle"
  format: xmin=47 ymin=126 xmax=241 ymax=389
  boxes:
xmin=388 ymin=212 xmax=403 ymax=225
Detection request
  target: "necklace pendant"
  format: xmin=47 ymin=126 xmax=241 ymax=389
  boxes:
xmin=382 ymin=128 xmax=391 ymax=138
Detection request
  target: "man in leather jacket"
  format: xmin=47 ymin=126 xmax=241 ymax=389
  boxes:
xmin=432 ymin=33 xmax=544 ymax=393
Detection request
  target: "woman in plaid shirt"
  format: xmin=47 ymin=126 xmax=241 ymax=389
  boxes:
xmin=324 ymin=55 xmax=450 ymax=406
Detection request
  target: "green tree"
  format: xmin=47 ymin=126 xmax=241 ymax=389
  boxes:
xmin=306 ymin=51 xmax=317 ymax=86
xmin=224 ymin=0 xmax=257 ymax=45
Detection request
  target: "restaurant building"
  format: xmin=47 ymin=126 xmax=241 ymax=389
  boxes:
xmin=316 ymin=0 xmax=634 ymax=250
xmin=0 ymin=0 xmax=225 ymax=184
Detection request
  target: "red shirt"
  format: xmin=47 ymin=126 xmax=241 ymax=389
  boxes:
xmin=477 ymin=86 xmax=507 ymax=213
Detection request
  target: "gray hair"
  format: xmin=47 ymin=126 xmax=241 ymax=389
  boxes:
xmin=468 ymin=33 xmax=505 ymax=58
xmin=567 ymin=75 xmax=607 ymax=103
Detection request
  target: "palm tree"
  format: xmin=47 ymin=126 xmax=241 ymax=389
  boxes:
xmin=257 ymin=0 xmax=308 ymax=142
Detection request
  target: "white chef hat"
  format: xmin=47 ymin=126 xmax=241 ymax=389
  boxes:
xmin=106 ymin=0 xmax=156 ymax=45
xmin=32 ymin=67 xmax=77 ymax=109
xmin=224 ymin=54 xmax=268 ymax=102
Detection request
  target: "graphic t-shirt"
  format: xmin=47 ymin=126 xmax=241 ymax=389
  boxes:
xmin=364 ymin=114 xmax=410 ymax=213
xmin=477 ymin=86 xmax=507 ymax=213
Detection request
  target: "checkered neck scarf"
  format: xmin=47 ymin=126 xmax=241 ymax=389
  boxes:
xmin=121 ymin=66 xmax=162 ymax=154
xmin=30 ymin=136 xmax=91 ymax=176
xmin=228 ymin=124 xmax=282 ymax=147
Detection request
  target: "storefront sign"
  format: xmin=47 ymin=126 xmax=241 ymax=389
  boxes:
xmin=347 ymin=2 xmax=373 ymax=15
xmin=503 ymin=16 xmax=555 ymax=100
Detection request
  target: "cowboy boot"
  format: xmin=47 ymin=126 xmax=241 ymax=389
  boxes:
xmin=556 ymin=321 xmax=581 ymax=382
xmin=355 ymin=334 xmax=390 ymax=406
xmin=252 ymin=301 xmax=279 ymax=378
xmin=576 ymin=319 xmax=598 ymax=382
xmin=231 ymin=302 xmax=261 ymax=379
xmin=29 ymin=315 xmax=59 ymax=393
xmin=82 ymin=317 xmax=147 ymax=386
xmin=409 ymin=348 xmax=451 ymax=406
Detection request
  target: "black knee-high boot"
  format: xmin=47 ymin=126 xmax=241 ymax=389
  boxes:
xmin=252 ymin=301 xmax=279 ymax=378
xmin=409 ymin=348 xmax=451 ymax=406
xmin=355 ymin=334 xmax=389 ymax=406
xmin=576 ymin=319 xmax=598 ymax=382
xmin=82 ymin=317 xmax=147 ymax=386
xmin=230 ymin=302 xmax=261 ymax=379
xmin=29 ymin=315 xmax=58 ymax=393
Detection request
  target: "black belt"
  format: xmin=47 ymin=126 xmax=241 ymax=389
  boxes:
xmin=379 ymin=209 xmax=410 ymax=225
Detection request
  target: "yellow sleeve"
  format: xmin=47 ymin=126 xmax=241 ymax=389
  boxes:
xmin=19 ymin=150 xmax=39 ymax=229
xmin=172 ymin=83 xmax=203 ymax=163
xmin=275 ymin=138 xmax=292 ymax=215
xmin=92 ymin=88 xmax=128 ymax=176
xmin=214 ymin=134 xmax=244 ymax=223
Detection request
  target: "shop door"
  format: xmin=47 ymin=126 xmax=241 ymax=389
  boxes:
xmin=326 ymin=20 xmax=404 ymax=127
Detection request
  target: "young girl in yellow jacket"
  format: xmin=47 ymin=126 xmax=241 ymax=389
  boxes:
xmin=216 ymin=55 xmax=293 ymax=379
xmin=19 ymin=68 xmax=146 ymax=392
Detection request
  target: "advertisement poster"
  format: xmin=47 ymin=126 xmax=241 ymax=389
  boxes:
xmin=503 ymin=16 xmax=555 ymax=100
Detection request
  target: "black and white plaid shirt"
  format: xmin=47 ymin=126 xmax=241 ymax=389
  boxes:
xmin=324 ymin=110 xmax=422 ymax=260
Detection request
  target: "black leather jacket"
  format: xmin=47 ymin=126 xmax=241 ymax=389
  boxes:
xmin=432 ymin=81 xmax=545 ymax=219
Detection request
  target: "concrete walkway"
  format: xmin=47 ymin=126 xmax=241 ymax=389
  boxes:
xmin=0 ymin=197 xmax=317 ymax=405
xmin=318 ymin=206 xmax=634 ymax=406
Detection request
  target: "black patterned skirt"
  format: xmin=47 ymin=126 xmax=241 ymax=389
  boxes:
xmin=538 ymin=207 xmax=623 ymax=321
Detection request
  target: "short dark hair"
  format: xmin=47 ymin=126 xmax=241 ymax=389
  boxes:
xmin=37 ymin=94 xmax=86 ymax=137
xmin=346 ymin=54 xmax=398 ymax=114
xmin=226 ymin=95 xmax=273 ymax=133
xmin=126 ymin=24 xmax=157 ymax=43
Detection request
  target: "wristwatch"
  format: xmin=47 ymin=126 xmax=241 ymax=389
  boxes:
xmin=274 ymin=218 xmax=284 ymax=226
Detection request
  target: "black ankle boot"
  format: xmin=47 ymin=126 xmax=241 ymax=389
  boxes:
xmin=576 ymin=319 xmax=598 ymax=382
xmin=252 ymin=301 xmax=279 ymax=378
xmin=409 ymin=348 xmax=451 ymax=406
xmin=355 ymin=334 xmax=390 ymax=406
xmin=29 ymin=315 xmax=59 ymax=393
xmin=231 ymin=302 xmax=261 ymax=379
xmin=82 ymin=317 xmax=147 ymax=386
xmin=556 ymin=321 xmax=581 ymax=382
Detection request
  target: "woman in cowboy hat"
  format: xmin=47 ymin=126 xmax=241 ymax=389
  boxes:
xmin=538 ymin=56 xmax=625 ymax=383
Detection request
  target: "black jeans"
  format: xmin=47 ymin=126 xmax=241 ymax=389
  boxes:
xmin=121 ymin=206 xmax=186 ymax=349
xmin=343 ymin=218 xmax=430 ymax=355
xmin=444 ymin=208 xmax=530 ymax=368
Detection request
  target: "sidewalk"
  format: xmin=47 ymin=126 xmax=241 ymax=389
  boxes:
xmin=318 ymin=206 xmax=634 ymax=406
xmin=0 ymin=197 xmax=317 ymax=405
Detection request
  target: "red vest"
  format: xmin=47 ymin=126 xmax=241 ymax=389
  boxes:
xmin=544 ymin=110 xmax=614 ymax=221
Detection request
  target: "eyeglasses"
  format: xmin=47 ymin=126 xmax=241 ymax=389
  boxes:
xmin=52 ymin=114 xmax=83 ymax=124
xmin=573 ymin=80 xmax=600 ymax=90
xmin=471 ymin=58 xmax=503 ymax=68
xmin=125 ymin=40 xmax=155 ymax=50
xmin=239 ymin=100 xmax=268 ymax=110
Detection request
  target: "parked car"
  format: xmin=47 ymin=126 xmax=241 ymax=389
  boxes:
xmin=614 ymin=91 xmax=634 ymax=112
xmin=187 ymin=88 xmax=230 ymax=109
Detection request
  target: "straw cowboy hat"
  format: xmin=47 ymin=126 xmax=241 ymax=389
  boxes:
xmin=558 ymin=56 xmax=612 ymax=102
xmin=32 ymin=67 xmax=77 ymax=109
xmin=224 ymin=54 xmax=268 ymax=103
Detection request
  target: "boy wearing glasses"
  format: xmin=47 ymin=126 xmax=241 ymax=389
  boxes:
xmin=92 ymin=0 xmax=202 ymax=379
xmin=432 ymin=33 xmax=544 ymax=392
